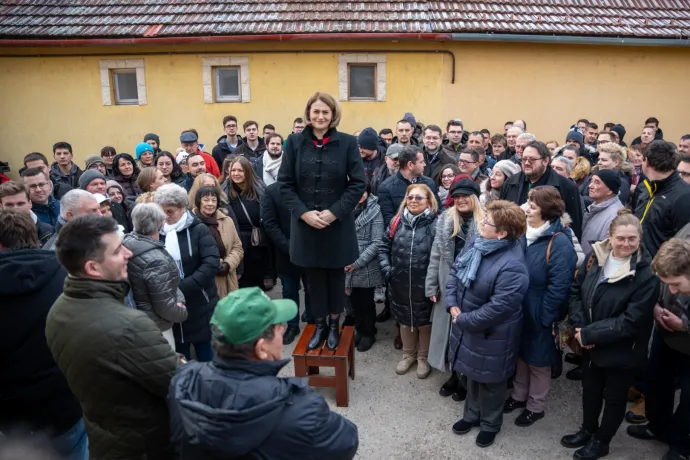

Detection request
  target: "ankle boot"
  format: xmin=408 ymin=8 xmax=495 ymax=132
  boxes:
xmin=327 ymin=315 xmax=341 ymax=350
xmin=307 ymin=318 xmax=327 ymax=350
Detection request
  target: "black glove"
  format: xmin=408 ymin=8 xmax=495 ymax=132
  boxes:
xmin=218 ymin=262 xmax=230 ymax=276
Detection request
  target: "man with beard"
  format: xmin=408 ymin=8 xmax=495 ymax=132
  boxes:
xmin=358 ymin=128 xmax=385 ymax=182
xmin=235 ymin=120 xmax=267 ymax=161
xmin=442 ymin=119 xmax=467 ymax=160
xmin=370 ymin=144 xmax=403 ymax=196
xmin=500 ymin=141 xmax=583 ymax=239
xmin=254 ymin=133 xmax=284 ymax=186
xmin=422 ymin=124 xmax=455 ymax=183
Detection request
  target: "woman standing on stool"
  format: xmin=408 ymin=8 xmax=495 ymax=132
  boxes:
xmin=278 ymin=92 xmax=366 ymax=350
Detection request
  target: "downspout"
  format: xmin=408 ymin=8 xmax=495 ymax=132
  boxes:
xmin=450 ymin=33 xmax=690 ymax=47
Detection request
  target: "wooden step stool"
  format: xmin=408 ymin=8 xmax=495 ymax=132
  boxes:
xmin=292 ymin=324 xmax=355 ymax=407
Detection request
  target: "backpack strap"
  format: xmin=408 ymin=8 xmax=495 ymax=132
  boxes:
xmin=546 ymin=232 xmax=562 ymax=266
xmin=389 ymin=214 xmax=401 ymax=239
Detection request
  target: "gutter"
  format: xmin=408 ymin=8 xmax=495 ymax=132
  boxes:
xmin=450 ymin=33 xmax=690 ymax=47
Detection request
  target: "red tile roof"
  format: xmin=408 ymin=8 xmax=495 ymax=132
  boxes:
xmin=1 ymin=0 xmax=689 ymax=40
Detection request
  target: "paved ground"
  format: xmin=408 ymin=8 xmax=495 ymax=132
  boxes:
xmin=267 ymin=284 xmax=668 ymax=460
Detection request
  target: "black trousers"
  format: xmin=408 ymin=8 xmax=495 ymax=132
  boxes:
xmin=304 ymin=268 xmax=346 ymax=318
xmin=350 ymin=287 xmax=376 ymax=337
xmin=582 ymin=355 xmax=635 ymax=443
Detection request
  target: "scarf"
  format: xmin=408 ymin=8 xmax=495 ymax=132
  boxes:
xmin=525 ymin=220 xmax=551 ymax=247
xmin=262 ymin=152 xmax=283 ymax=186
xmin=161 ymin=211 xmax=189 ymax=279
xmin=453 ymin=237 xmax=512 ymax=288
xmin=198 ymin=213 xmax=227 ymax=260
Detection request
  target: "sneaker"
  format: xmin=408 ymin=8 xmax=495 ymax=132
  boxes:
xmin=503 ymin=397 xmax=527 ymax=413
xmin=356 ymin=335 xmax=375 ymax=352
xmin=396 ymin=355 xmax=416 ymax=375
xmin=282 ymin=326 xmax=300 ymax=345
xmin=374 ymin=285 xmax=386 ymax=303
xmin=416 ymin=359 xmax=431 ymax=379
xmin=625 ymin=397 xmax=647 ymax=424
xmin=452 ymin=419 xmax=479 ymax=435
xmin=627 ymin=386 xmax=642 ymax=403
xmin=476 ymin=430 xmax=497 ymax=448
xmin=662 ymin=450 xmax=689 ymax=460
xmin=573 ymin=438 xmax=609 ymax=460
xmin=626 ymin=424 xmax=658 ymax=441
xmin=514 ymin=409 xmax=545 ymax=427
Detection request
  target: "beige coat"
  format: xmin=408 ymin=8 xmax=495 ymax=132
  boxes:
xmin=215 ymin=210 xmax=244 ymax=299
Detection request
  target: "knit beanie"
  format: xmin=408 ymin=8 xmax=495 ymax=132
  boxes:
xmin=403 ymin=112 xmax=417 ymax=127
xmin=593 ymin=169 xmax=621 ymax=195
xmin=78 ymin=170 xmax=106 ymax=190
xmin=610 ymin=124 xmax=626 ymax=143
xmin=143 ymin=133 xmax=160 ymax=146
xmin=566 ymin=131 xmax=584 ymax=150
xmin=357 ymin=127 xmax=379 ymax=151
xmin=135 ymin=142 xmax=155 ymax=161
xmin=84 ymin=154 xmax=104 ymax=171
xmin=493 ymin=160 xmax=521 ymax=178
xmin=106 ymin=180 xmax=124 ymax=195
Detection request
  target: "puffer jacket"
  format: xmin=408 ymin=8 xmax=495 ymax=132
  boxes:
xmin=379 ymin=209 xmax=437 ymax=328
xmin=112 ymin=173 xmax=142 ymax=198
xmin=569 ymin=240 xmax=659 ymax=369
xmin=346 ymin=195 xmax=384 ymax=289
xmin=49 ymin=162 xmax=82 ymax=189
xmin=122 ymin=232 xmax=188 ymax=331
xmin=446 ymin=238 xmax=529 ymax=383
xmin=33 ymin=195 xmax=61 ymax=226
xmin=45 ymin=277 xmax=180 ymax=459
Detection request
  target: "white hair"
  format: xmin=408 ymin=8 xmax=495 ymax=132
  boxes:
xmin=552 ymin=156 xmax=573 ymax=174
xmin=507 ymin=126 xmax=525 ymax=135
xmin=131 ymin=203 xmax=166 ymax=235
xmin=517 ymin=132 xmax=537 ymax=142
xmin=154 ymin=183 xmax=189 ymax=209
xmin=59 ymin=189 xmax=97 ymax=219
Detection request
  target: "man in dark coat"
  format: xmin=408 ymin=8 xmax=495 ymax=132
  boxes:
xmin=422 ymin=124 xmax=455 ymax=183
xmin=358 ymin=127 xmax=385 ymax=182
xmin=0 ymin=209 xmax=86 ymax=459
xmin=168 ymin=288 xmax=359 ymax=460
xmin=50 ymin=141 xmax=83 ymax=190
xmin=501 ymin=141 xmax=583 ymax=239
xmin=46 ymin=214 xmax=182 ymax=460
xmin=234 ymin=120 xmax=266 ymax=161
xmin=21 ymin=166 xmax=62 ymax=225
xmin=211 ymin=115 xmax=244 ymax=170
xmin=370 ymin=143 xmax=402 ymax=196
xmin=377 ymin=145 xmax=439 ymax=227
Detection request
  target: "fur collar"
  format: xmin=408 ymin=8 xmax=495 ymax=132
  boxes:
xmin=436 ymin=208 xmax=478 ymax=263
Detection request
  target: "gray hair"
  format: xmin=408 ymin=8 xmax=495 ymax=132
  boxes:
xmin=60 ymin=189 xmax=97 ymax=219
xmin=517 ymin=132 xmax=537 ymax=142
xmin=154 ymin=183 xmax=188 ymax=209
xmin=507 ymin=126 xmax=524 ymax=135
xmin=131 ymin=203 xmax=166 ymax=235
xmin=552 ymin=155 xmax=573 ymax=174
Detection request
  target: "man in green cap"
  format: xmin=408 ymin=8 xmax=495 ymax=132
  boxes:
xmin=167 ymin=287 xmax=359 ymax=459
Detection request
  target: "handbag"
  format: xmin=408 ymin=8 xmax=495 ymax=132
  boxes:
xmin=238 ymin=199 xmax=267 ymax=247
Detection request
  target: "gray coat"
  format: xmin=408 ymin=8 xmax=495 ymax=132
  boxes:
xmin=122 ymin=233 xmax=188 ymax=331
xmin=346 ymin=195 xmax=384 ymax=289
xmin=581 ymin=196 xmax=623 ymax=255
xmin=425 ymin=209 xmax=478 ymax=372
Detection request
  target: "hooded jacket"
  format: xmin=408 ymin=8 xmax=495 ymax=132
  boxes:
xmin=212 ymin=135 xmax=244 ymax=170
xmin=168 ymin=358 xmax=359 ymax=460
xmin=0 ymin=249 xmax=82 ymax=435
xmin=122 ymin=232 xmax=188 ymax=331
xmin=569 ymin=240 xmax=659 ymax=369
xmin=581 ymin=195 xmax=624 ymax=255
xmin=32 ymin=194 xmax=61 ymax=226
xmin=50 ymin=162 xmax=83 ymax=189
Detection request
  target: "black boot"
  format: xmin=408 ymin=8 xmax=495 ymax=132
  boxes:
xmin=376 ymin=303 xmax=391 ymax=322
xmin=574 ymin=438 xmax=610 ymax=460
xmin=307 ymin=318 xmax=327 ymax=350
xmin=440 ymin=371 xmax=460 ymax=397
xmin=552 ymin=350 xmax=563 ymax=379
xmin=327 ymin=315 xmax=340 ymax=350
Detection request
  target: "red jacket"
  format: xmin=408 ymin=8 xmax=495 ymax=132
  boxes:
xmin=197 ymin=149 xmax=220 ymax=178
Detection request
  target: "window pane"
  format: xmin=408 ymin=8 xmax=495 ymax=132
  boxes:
xmin=114 ymin=71 xmax=138 ymax=103
xmin=216 ymin=68 xmax=240 ymax=99
xmin=349 ymin=65 xmax=375 ymax=99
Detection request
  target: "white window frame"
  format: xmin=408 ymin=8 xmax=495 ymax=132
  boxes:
xmin=202 ymin=57 xmax=250 ymax=103
xmin=214 ymin=66 xmax=242 ymax=102
xmin=99 ymin=59 xmax=146 ymax=106
xmin=338 ymin=54 xmax=386 ymax=102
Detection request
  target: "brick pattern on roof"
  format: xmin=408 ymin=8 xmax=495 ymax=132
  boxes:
xmin=1 ymin=0 xmax=689 ymax=39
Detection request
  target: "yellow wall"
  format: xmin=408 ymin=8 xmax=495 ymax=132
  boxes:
xmin=1 ymin=40 xmax=689 ymax=177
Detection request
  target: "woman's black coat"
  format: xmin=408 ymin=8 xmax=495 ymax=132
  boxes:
xmin=278 ymin=127 xmax=367 ymax=269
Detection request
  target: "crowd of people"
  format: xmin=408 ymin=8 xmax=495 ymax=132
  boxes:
xmin=1 ymin=92 xmax=689 ymax=460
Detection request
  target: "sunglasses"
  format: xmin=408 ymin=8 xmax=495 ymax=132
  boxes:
xmin=406 ymin=195 xmax=426 ymax=202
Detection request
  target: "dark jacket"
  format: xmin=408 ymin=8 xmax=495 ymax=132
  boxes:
xmin=160 ymin=212 xmax=220 ymax=344
xmin=235 ymin=139 xmax=266 ymax=161
xmin=446 ymin=239 xmax=529 ymax=383
xmin=112 ymin=173 xmax=142 ymax=198
xmin=228 ymin=187 xmax=272 ymax=283
xmin=36 ymin=219 xmax=55 ymax=246
xmin=45 ymin=277 xmax=180 ymax=460
xmin=49 ymin=162 xmax=82 ymax=190
xmin=261 ymin=182 xmax=297 ymax=276
xmin=519 ymin=221 xmax=577 ymax=367
xmin=423 ymin=148 xmax=455 ymax=183
xmin=569 ymin=241 xmax=659 ymax=369
xmin=33 ymin=195 xmax=61 ymax=226
xmin=377 ymin=171 xmax=439 ymax=227
xmin=370 ymin=162 xmax=393 ymax=196
xmin=168 ymin=358 xmax=359 ymax=460
xmin=123 ymin=233 xmax=188 ymax=331
xmin=51 ymin=179 xmax=72 ymax=200
xmin=111 ymin=200 xmax=132 ymax=233
xmin=379 ymin=210 xmax=437 ymax=328
xmin=500 ymin=166 xmax=583 ymax=240
xmin=212 ymin=135 xmax=244 ymax=170
xmin=0 ymin=249 xmax=82 ymax=435
xmin=441 ymin=140 xmax=465 ymax=161
xmin=175 ymin=173 xmax=194 ymax=192
xmin=278 ymin=127 xmax=367 ymax=269
xmin=631 ymin=127 xmax=664 ymax=146
xmin=362 ymin=152 xmax=384 ymax=183
xmin=634 ymin=172 xmax=690 ymax=257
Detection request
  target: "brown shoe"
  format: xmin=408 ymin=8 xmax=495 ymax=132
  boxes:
xmin=627 ymin=386 xmax=642 ymax=403
xmin=625 ymin=397 xmax=647 ymax=424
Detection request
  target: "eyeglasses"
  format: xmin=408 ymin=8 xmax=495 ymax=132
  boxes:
xmin=406 ymin=195 xmax=427 ymax=202
xmin=28 ymin=182 xmax=49 ymax=190
xmin=679 ymin=171 xmax=690 ymax=178
xmin=521 ymin=157 xmax=543 ymax=165
xmin=89 ymin=164 xmax=104 ymax=170
xmin=101 ymin=152 xmax=115 ymax=157
xmin=441 ymin=173 xmax=456 ymax=179
xmin=481 ymin=216 xmax=497 ymax=228
xmin=457 ymin=159 xmax=476 ymax=166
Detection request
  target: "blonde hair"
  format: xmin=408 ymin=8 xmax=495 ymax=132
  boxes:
xmin=135 ymin=191 xmax=155 ymax=204
xmin=395 ymin=184 xmax=438 ymax=216
xmin=304 ymin=92 xmax=341 ymax=129
xmin=135 ymin=167 xmax=159 ymax=193
xmin=608 ymin=208 xmax=642 ymax=237
xmin=189 ymin=173 xmax=228 ymax=207
xmin=598 ymin=142 xmax=626 ymax=167
xmin=449 ymin=194 xmax=485 ymax=237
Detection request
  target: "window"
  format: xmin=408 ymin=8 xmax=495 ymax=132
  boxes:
xmin=338 ymin=54 xmax=386 ymax=102
xmin=112 ymin=70 xmax=138 ymax=105
xmin=214 ymin=67 xmax=241 ymax=102
xmin=202 ymin=57 xmax=250 ymax=103
xmin=99 ymin=59 xmax=146 ymax=106
xmin=348 ymin=64 xmax=376 ymax=100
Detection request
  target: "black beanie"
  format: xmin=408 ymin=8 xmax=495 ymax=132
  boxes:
xmin=144 ymin=133 xmax=160 ymax=146
xmin=357 ymin=127 xmax=379 ymax=151
xmin=593 ymin=169 xmax=621 ymax=195
xmin=610 ymin=125 xmax=626 ymax=143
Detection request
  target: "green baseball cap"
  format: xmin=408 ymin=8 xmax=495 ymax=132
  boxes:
xmin=210 ymin=287 xmax=297 ymax=344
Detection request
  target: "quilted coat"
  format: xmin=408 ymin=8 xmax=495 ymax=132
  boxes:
xmin=379 ymin=209 xmax=437 ymax=328
xmin=446 ymin=239 xmax=529 ymax=383
xmin=122 ymin=232 xmax=189 ymax=331
xmin=519 ymin=220 xmax=577 ymax=367
xmin=346 ymin=194 xmax=384 ymax=289
xmin=45 ymin=277 xmax=180 ymax=460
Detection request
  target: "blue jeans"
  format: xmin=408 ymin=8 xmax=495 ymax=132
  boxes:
xmin=176 ymin=341 xmax=213 ymax=362
xmin=52 ymin=418 xmax=88 ymax=460
xmin=280 ymin=270 xmax=311 ymax=327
